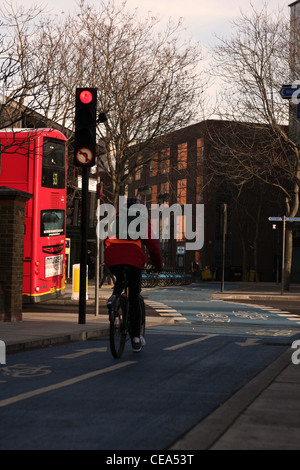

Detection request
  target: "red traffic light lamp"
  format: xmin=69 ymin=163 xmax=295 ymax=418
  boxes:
xmin=79 ymin=89 xmax=93 ymax=104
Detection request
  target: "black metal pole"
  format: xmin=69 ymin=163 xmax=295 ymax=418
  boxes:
xmin=221 ymin=203 xmax=227 ymax=293
xmin=79 ymin=166 xmax=89 ymax=324
xmin=281 ymin=215 xmax=286 ymax=296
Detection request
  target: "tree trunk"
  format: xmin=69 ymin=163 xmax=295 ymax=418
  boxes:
xmin=284 ymin=226 xmax=293 ymax=291
xmin=253 ymin=202 xmax=261 ymax=282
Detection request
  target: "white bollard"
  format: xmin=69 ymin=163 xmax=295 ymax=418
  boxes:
xmin=71 ymin=264 xmax=88 ymax=300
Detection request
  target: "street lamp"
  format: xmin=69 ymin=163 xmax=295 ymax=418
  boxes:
xmin=157 ymin=193 xmax=170 ymax=266
xmin=95 ymin=112 xmax=108 ymax=316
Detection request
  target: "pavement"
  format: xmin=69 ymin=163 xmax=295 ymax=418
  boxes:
xmin=1 ymin=282 xmax=171 ymax=354
xmin=0 ymin=279 xmax=300 ymax=450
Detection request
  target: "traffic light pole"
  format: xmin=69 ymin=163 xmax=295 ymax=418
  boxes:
xmin=95 ymin=158 xmax=100 ymax=317
xmin=74 ymin=87 xmax=97 ymax=324
xmin=281 ymin=216 xmax=286 ymax=296
xmin=79 ymin=166 xmax=89 ymax=324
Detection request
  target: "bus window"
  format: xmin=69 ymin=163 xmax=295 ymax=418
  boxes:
xmin=42 ymin=138 xmax=65 ymax=189
xmin=41 ymin=209 xmax=65 ymax=237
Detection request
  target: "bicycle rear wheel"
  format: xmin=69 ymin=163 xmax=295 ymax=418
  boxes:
xmin=139 ymin=295 xmax=146 ymax=338
xmin=109 ymin=296 xmax=127 ymax=358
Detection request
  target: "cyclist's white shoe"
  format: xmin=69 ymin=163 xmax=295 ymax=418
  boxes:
xmin=132 ymin=336 xmax=146 ymax=352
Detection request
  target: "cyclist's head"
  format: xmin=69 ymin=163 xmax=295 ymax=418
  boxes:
xmin=126 ymin=197 xmax=142 ymax=208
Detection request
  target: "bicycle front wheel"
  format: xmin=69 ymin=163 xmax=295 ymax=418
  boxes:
xmin=109 ymin=297 xmax=127 ymax=358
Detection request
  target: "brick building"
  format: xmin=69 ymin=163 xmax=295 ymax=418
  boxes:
xmin=128 ymin=120 xmax=284 ymax=281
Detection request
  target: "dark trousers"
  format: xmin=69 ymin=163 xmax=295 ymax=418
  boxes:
xmin=110 ymin=265 xmax=142 ymax=338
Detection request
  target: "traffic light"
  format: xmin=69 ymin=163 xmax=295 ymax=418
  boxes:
xmin=74 ymin=88 xmax=97 ymax=167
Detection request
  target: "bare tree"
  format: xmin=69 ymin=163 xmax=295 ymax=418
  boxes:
xmin=59 ymin=0 xmax=204 ymax=206
xmin=2 ymin=0 xmax=205 ymax=208
xmin=0 ymin=1 xmax=50 ymax=128
xmin=209 ymin=2 xmax=300 ymax=289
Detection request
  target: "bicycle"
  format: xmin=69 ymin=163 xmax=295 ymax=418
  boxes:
xmin=107 ymin=266 xmax=146 ymax=358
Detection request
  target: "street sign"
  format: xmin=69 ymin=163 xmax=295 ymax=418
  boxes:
xmin=269 ymin=217 xmax=300 ymax=222
xmin=279 ymin=84 xmax=300 ymax=118
xmin=279 ymin=85 xmax=299 ymax=99
xmin=75 ymin=148 xmax=94 ymax=166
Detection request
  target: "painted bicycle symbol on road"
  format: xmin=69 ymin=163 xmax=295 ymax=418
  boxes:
xmin=195 ymin=310 xmax=269 ymax=323
xmin=196 ymin=313 xmax=230 ymax=323
xmin=1 ymin=363 xmax=51 ymax=378
xmin=232 ymin=311 xmax=269 ymax=321
xmin=247 ymin=329 xmax=295 ymax=337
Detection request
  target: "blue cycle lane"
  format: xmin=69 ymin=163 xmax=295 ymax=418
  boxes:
xmin=144 ymin=283 xmax=300 ymax=341
xmin=0 ymin=283 xmax=300 ymax=450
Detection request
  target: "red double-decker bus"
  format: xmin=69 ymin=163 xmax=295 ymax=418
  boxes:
xmin=0 ymin=128 xmax=67 ymax=303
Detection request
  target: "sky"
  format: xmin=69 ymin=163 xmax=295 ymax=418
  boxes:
xmin=10 ymin=0 xmax=294 ymax=115
xmin=38 ymin=0 xmax=292 ymax=46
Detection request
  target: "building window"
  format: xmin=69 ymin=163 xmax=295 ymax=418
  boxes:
xmin=160 ymin=182 xmax=169 ymax=196
xmin=175 ymin=215 xmax=185 ymax=241
xmin=151 ymin=185 xmax=157 ymax=204
xmin=178 ymin=143 xmax=187 ymax=170
xmin=177 ymin=178 xmax=187 ymax=205
xmin=148 ymin=159 xmax=152 ymax=176
xmin=196 ymin=176 xmax=202 ymax=203
xmin=150 ymin=152 xmax=159 ymax=176
xmin=197 ymin=138 xmax=204 ymax=165
xmin=161 ymin=148 xmax=170 ymax=174
xmin=135 ymin=155 xmax=142 ymax=181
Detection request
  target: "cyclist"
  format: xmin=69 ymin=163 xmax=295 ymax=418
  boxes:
xmin=104 ymin=197 xmax=162 ymax=352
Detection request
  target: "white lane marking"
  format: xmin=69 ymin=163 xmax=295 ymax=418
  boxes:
xmin=145 ymin=299 xmax=183 ymax=319
xmin=235 ymin=338 xmax=261 ymax=347
xmin=164 ymin=334 xmax=217 ymax=351
xmin=274 ymin=311 xmax=293 ymax=314
xmin=55 ymin=347 xmax=107 ymax=359
xmin=159 ymin=313 xmax=181 ymax=316
xmin=156 ymin=309 xmax=178 ymax=312
xmin=0 ymin=361 xmax=136 ymax=408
